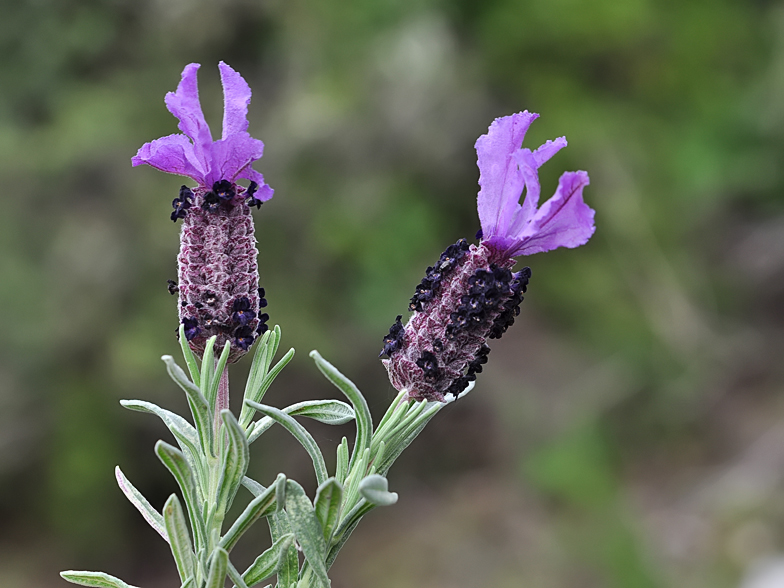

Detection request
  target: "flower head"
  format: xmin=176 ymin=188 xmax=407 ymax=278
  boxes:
xmin=381 ymin=112 xmax=595 ymax=402
xmin=133 ymin=63 xmax=273 ymax=362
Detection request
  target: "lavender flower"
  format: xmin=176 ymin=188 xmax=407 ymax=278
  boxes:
xmin=381 ymin=112 xmax=596 ymax=401
xmin=132 ymin=62 xmax=273 ymax=361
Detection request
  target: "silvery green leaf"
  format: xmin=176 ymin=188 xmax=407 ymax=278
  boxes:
xmin=239 ymin=327 xmax=280 ymax=428
xmin=155 ymin=441 xmax=204 ymax=546
xmin=179 ymin=323 xmax=201 ymax=388
xmin=309 ymin=351 xmax=371 ymax=471
xmin=205 ymin=547 xmax=228 ymax=588
xmin=180 ymin=579 xmax=194 ymax=588
xmin=325 ymin=499 xmax=374 ymax=569
xmin=226 ymin=559 xmax=250 ymax=588
xmin=285 ymin=480 xmax=329 ymax=588
xmin=286 ymin=399 xmax=355 ymax=425
xmin=200 ymin=336 xmax=218 ymax=399
xmin=119 ymin=400 xmax=206 ymax=489
xmin=342 ymin=447 xmax=369 ymax=512
xmin=162 ymin=356 xmax=214 ymax=458
xmin=242 ymin=476 xmax=266 ymax=498
xmin=163 ymin=494 xmax=196 ymax=585
xmin=114 ymin=466 xmax=168 ymax=542
xmin=241 ymin=533 xmax=294 ymax=587
xmin=246 ymin=399 xmax=354 ymax=445
xmin=314 ymin=478 xmax=342 ymax=543
xmin=335 ymin=437 xmax=349 ymax=484
xmin=358 ymin=475 xmax=398 ymax=506
xmin=245 ymin=401 xmax=328 ymax=486
xmin=217 ymin=410 xmax=250 ymax=510
xmin=374 ymin=390 xmax=406 ymax=433
xmin=206 ymin=341 xmax=231 ymax=410
xmin=220 ymin=477 xmax=278 ymax=552
xmin=375 ymin=403 xmax=441 ymax=476
xmin=268 ymin=510 xmax=297 ymax=588
xmin=60 ymin=571 xmax=139 ymax=588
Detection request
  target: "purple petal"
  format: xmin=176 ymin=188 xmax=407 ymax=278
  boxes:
xmin=219 ymin=61 xmax=252 ymax=140
xmin=476 ymin=112 xmax=538 ymax=240
xmin=507 ymin=171 xmax=595 ymax=257
xmin=237 ymin=167 xmax=275 ymax=202
xmin=164 ymin=64 xmax=213 ymax=171
xmin=204 ymin=131 xmax=265 ymax=186
xmin=131 ymin=134 xmax=205 ymax=183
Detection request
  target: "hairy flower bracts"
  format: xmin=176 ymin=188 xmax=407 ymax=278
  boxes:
xmin=132 ymin=62 xmax=274 ymax=361
xmin=381 ymin=111 xmax=595 ymax=402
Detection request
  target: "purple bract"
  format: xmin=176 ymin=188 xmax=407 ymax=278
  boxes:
xmin=476 ymin=111 xmax=594 ymax=259
xmin=132 ymin=62 xmax=273 ymax=201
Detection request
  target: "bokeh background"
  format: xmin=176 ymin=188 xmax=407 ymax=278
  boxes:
xmin=2 ymin=0 xmax=784 ymax=586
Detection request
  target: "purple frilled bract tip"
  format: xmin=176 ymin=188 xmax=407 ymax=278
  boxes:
xmin=131 ymin=62 xmax=273 ymax=201
xmin=476 ymin=111 xmax=595 ymax=259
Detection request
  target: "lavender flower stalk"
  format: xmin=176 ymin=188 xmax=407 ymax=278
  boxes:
xmin=382 ymin=112 xmax=596 ymax=401
xmin=133 ymin=62 xmax=273 ymax=362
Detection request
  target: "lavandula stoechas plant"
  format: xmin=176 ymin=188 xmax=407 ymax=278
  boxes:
xmin=133 ymin=62 xmax=273 ymax=362
xmin=382 ymin=111 xmax=595 ymax=402
xmin=61 ymin=68 xmax=595 ymax=588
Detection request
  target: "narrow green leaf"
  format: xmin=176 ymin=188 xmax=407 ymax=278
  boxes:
xmin=155 ymin=441 xmax=204 ymax=546
xmin=239 ymin=327 xmax=278 ymax=428
xmin=217 ymin=410 xmax=250 ymax=510
xmin=245 ymin=401 xmax=328 ymax=486
xmin=285 ymin=480 xmax=329 ymax=588
xmin=375 ymin=403 xmax=441 ymax=476
xmin=207 ymin=341 xmax=231 ymax=410
xmin=162 ymin=356 xmax=214 ymax=458
xmin=326 ymin=499 xmax=374 ymax=564
xmin=358 ymin=474 xmax=398 ymax=506
xmin=242 ymin=476 xmax=266 ymax=498
xmin=314 ymin=478 xmax=342 ymax=543
xmin=335 ymin=437 xmax=349 ymax=484
xmin=309 ymin=350 xmax=371 ymax=471
xmin=241 ymin=533 xmax=294 ymax=587
xmin=115 ymin=466 xmax=167 ymax=542
xmin=254 ymin=348 xmax=294 ymax=403
xmin=374 ymin=390 xmax=406 ymax=433
xmin=246 ymin=399 xmax=354 ymax=445
xmin=163 ymin=494 xmax=196 ymax=585
xmin=179 ymin=579 xmax=194 ymax=588
xmin=179 ymin=323 xmax=201 ymax=388
xmin=226 ymin=559 xmax=250 ymax=588
xmin=200 ymin=336 xmax=218 ymax=399
xmin=119 ymin=400 xmax=206 ymax=489
xmin=60 ymin=571 xmax=139 ymax=588
xmin=205 ymin=547 xmax=228 ymax=588
xmin=219 ymin=480 xmax=277 ymax=552
xmin=343 ymin=447 xmax=370 ymax=512
xmin=267 ymin=511 xmax=297 ymax=588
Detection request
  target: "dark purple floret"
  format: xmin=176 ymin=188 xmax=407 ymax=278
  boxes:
xmin=167 ymin=279 xmax=179 ymax=295
xmin=256 ymin=312 xmax=270 ymax=335
xmin=233 ymin=325 xmax=255 ymax=350
xmin=475 ymin=228 xmax=483 ymax=240
xmin=380 ymin=315 xmax=405 ymax=358
xmin=232 ymin=296 xmax=256 ymax=325
xmin=246 ymin=181 xmax=263 ymax=209
xmin=409 ymin=238 xmax=470 ymax=312
xmin=258 ymin=287 xmax=268 ymax=308
xmin=201 ymin=190 xmax=222 ymax=213
xmin=415 ymin=351 xmax=440 ymax=382
xmin=213 ymin=180 xmax=236 ymax=202
xmin=171 ymin=186 xmax=194 ymax=222
xmin=182 ymin=317 xmax=200 ymax=340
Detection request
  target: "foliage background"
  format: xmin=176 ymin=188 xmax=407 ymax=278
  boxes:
xmin=1 ymin=0 xmax=783 ymax=586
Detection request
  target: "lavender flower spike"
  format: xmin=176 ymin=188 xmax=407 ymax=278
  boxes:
xmin=132 ymin=63 xmax=273 ymax=361
xmin=381 ymin=112 xmax=595 ymax=402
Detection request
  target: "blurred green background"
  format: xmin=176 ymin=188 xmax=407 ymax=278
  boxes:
xmin=1 ymin=0 xmax=784 ymax=586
